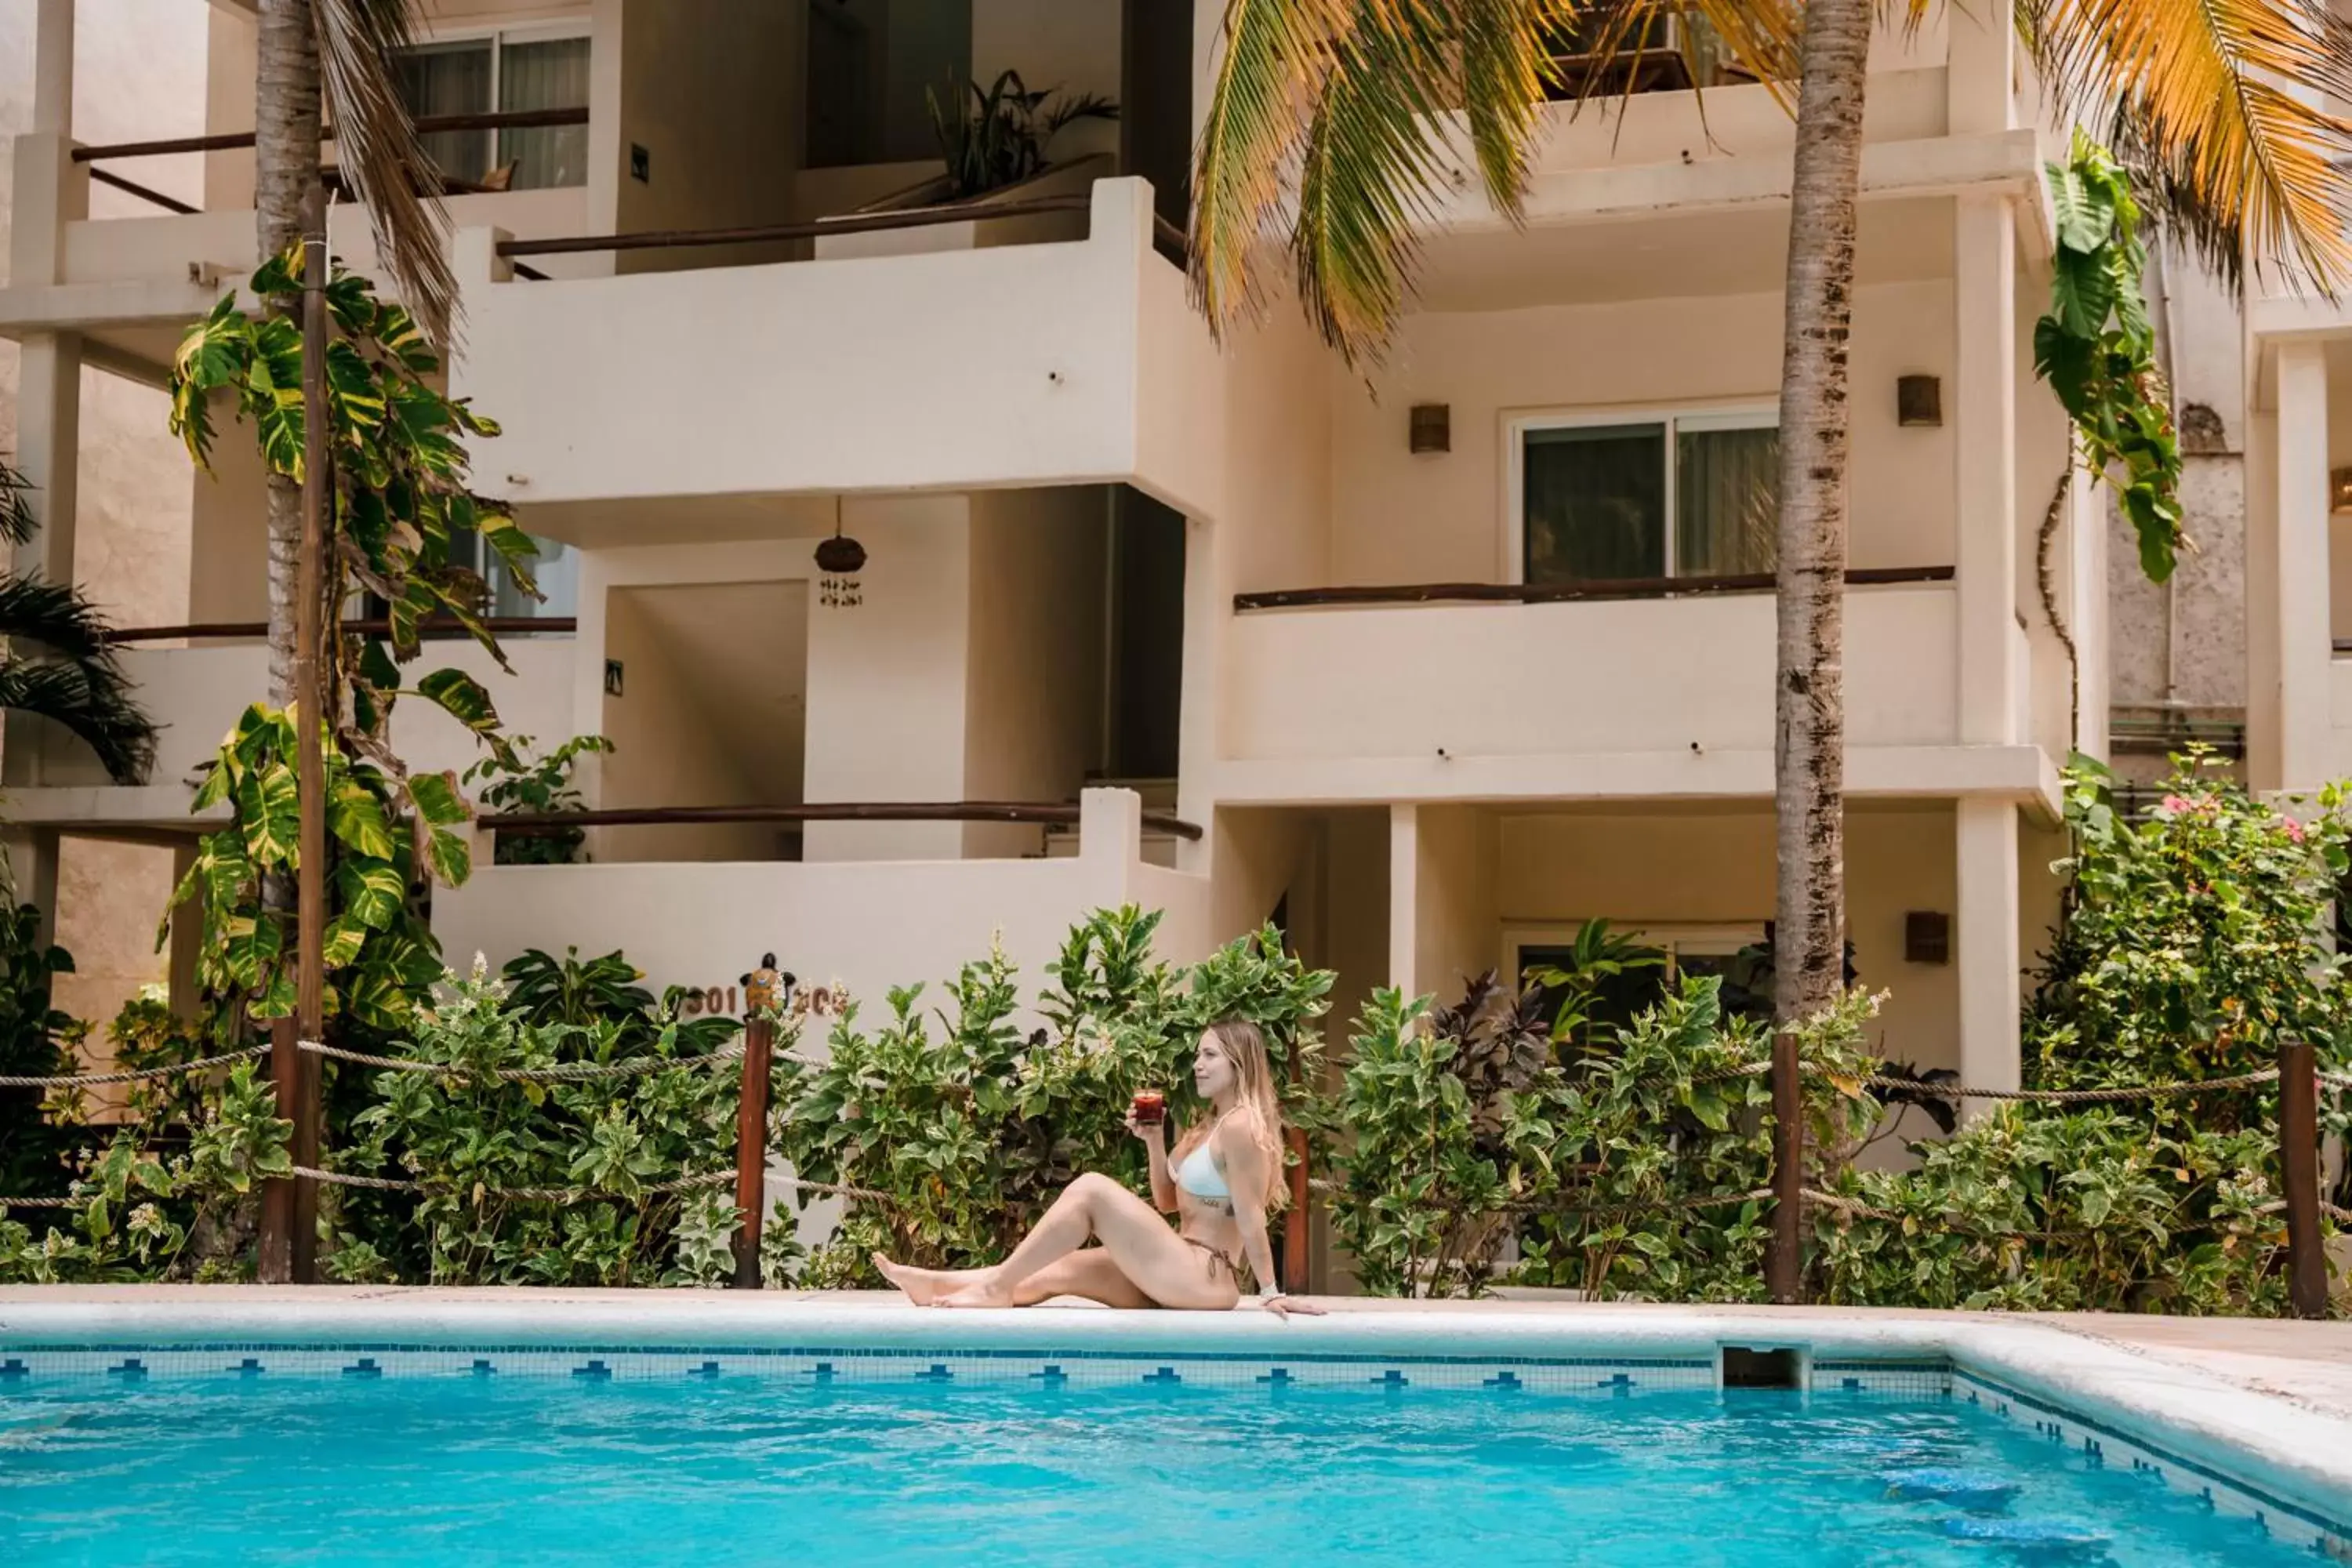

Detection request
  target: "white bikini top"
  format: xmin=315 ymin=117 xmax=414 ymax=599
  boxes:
xmin=1175 ymin=1139 xmax=1232 ymax=1203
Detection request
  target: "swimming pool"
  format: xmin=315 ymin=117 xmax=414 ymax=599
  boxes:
xmin=2 ymin=1295 xmax=2345 ymax=1566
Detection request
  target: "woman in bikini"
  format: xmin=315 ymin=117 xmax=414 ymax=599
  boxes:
xmin=872 ymin=1018 xmax=1323 ymax=1317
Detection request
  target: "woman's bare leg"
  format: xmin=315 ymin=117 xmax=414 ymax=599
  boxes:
xmin=938 ymin=1174 xmax=1236 ymax=1309
xmin=875 ymin=1249 xmax=1153 ymax=1308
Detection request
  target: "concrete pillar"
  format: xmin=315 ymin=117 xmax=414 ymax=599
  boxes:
xmin=1077 ymin=786 xmax=1143 ymax=910
xmin=1944 ymin=0 xmax=2012 ymax=136
xmin=1955 ymin=797 xmax=2020 ymax=1111
xmin=33 ymin=0 xmax=74 ymax=137
xmin=1387 ymin=804 xmax=1418 ymax=1000
xmin=2274 ymin=343 xmax=2331 ymax=793
xmin=168 ymin=841 xmax=205 ymax=1020
xmin=1955 ymin=194 xmax=2019 ymax=745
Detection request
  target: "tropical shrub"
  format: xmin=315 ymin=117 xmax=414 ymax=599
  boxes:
xmin=0 ymin=1062 xmax=292 ymax=1285
xmin=1335 ymin=974 xmax=1878 ymax=1300
xmin=323 ymin=960 xmax=742 ymax=1287
xmin=0 ymin=898 xmax=82 ymax=1200
xmin=771 ymin=907 xmax=1331 ymax=1285
xmin=2027 ymin=750 xmax=2349 ymax=1098
xmin=466 ymin=734 xmax=612 ymax=866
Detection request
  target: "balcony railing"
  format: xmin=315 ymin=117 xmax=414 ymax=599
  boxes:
xmin=67 ymin=107 xmax=591 ymax=214
xmin=1233 ymin=564 xmax=1953 ymax=612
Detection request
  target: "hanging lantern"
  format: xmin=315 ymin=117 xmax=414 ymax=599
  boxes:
xmin=815 ymin=508 xmax=866 ymax=608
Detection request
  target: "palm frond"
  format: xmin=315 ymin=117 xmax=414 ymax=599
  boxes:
xmin=2020 ymin=0 xmax=2352 ymax=291
xmin=0 ymin=577 xmax=128 ymax=665
xmin=1192 ymin=0 xmax=1372 ymax=332
xmin=0 ymin=459 xmax=40 ymax=548
xmin=1292 ymin=13 xmax=1456 ymax=356
xmin=0 ymin=578 xmax=157 ymax=785
xmin=1196 ymin=0 xmax=1585 ymax=362
xmin=314 ymin=0 xmax=460 ymax=344
xmin=2101 ymin=102 xmax=2248 ymax=291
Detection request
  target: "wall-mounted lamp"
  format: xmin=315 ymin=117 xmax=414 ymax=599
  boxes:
xmin=1410 ymin=404 xmax=1450 ymax=453
xmin=2331 ymin=467 xmax=2352 ymax=514
xmin=1896 ymin=375 xmax=1942 ymax=428
xmin=1904 ymin=910 xmax=1951 ymax=965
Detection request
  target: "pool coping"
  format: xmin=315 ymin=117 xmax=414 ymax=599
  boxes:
xmin=5 ymin=1288 xmax=2348 ymax=1537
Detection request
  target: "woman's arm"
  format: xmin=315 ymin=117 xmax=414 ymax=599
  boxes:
xmin=1131 ymin=1110 xmax=1178 ymax=1213
xmin=1216 ymin=1121 xmax=1324 ymax=1319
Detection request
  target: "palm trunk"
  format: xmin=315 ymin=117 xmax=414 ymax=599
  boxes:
xmin=254 ymin=0 xmax=323 ymax=1288
xmin=1770 ymin=0 xmax=1872 ymax=1032
xmin=256 ymin=0 xmax=321 ymax=710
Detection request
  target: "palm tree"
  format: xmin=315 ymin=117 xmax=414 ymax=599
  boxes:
xmin=1190 ymin=0 xmax=2352 ymax=1033
xmin=0 ymin=463 xmax=157 ymax=786
xmin=254 ymin=0 xmax=457 ymax=710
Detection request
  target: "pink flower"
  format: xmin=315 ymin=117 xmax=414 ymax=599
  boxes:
xmin=2158 ymin=795 xmax=2193 ymax=816
xmin=2281 ymin=814 xmax=2307 ymax=844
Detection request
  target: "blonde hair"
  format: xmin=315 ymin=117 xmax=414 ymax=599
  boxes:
xmin=1172 ymin=1018 xmax=1290 ymax=1213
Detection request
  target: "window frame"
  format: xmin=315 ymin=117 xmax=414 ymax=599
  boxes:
xmin=1503 ymin=399 xmax=1779 ymax=585
xmin=1501 ymin=920 xmax=1765 ymax=993
xmin=395 ymin=19 xmax=593 ymax=187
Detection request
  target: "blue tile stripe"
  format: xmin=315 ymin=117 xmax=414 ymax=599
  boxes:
xmin=1955 ymin=1369 xmax=2352 ymax=1545
xmin=0 ymin=1340 xmax=1716 ymax=1369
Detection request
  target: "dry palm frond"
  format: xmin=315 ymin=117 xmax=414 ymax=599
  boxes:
xmin=2021 ymin=0 xmax=2352 ymax=292
xmin=314 ymin=0 xmax=460 ymax=344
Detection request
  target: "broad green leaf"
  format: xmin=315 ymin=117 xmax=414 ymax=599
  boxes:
xmin=336 ymin=857 xmax=405 ymax=931
xmin=328 ymin=779 xmax=397 ymax=860
xmin=407 ymin=769 xmax=472 ymax=827
xmin=321 ymin=913 xmax=368 ymax=970
xmin=425 ymin=826 xmax=472 ymax=887
xmin=232 ymin=761 xmax=300 ymax=869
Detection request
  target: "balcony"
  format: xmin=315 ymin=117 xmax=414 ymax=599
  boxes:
xmin=4 ymin=629 xmax=575 ymax=834
xmin=448 ymin=178 xmax=1226 ymax=523
xmin=432 ymin=789 xmax=1210 ymax=1009
xmin=1212 ymin=572 xmax=2045 ymax=804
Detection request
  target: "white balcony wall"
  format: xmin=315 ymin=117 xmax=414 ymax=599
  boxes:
xmin=32 ymin=637 xmax=575 ymax=793
xmin=433 ymin=790 xmax=1210 ymax=1012
xmin=451 ymin=180 xmax=1226 ymax=521
xmin=1221 ymin=583 xmax=1958 ymax=771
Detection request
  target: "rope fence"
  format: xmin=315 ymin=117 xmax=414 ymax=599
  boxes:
xmin=5 ymin=1026 xmax=2348 ymax=1310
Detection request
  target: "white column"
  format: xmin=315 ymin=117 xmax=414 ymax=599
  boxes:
xmin=1955 ymin=194 xmax=2019 ymax=745
xmin=1388 ymin=804 xmax=1419 ymax=1000
xmin=1077 ymin=786 xmax=1144 ymax=911
xmin=2275 ymin=343 xmax=2332 ymax=793
xmin=33 ymin=0 xmax=74 ymax=137
xmin=1955 ymin=797 xmax=2020 ymax=1112
xmin=3 ymin=335 xmax=82 ymax=935
xmin=1944 ymin=0 xmax=2013 ymax=136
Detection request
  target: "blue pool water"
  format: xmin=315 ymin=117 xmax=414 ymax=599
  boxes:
xmin=0 ymin=1375 xmax=2328 ymax=1566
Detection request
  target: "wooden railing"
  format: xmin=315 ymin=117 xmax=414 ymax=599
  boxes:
xmin=1232 ymin=564 xmax=1954 ymax=612
xmin=67 ymin=107 xmax=591 ymax=215
xmin=99 ymin=616 xmax=576 ymax=645
xmin=485 ymin=801 xmax=1203 ymax=842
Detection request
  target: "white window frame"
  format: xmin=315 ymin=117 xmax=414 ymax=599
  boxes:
xmin=1502 ymin=400 xmax=1778 ymax=584
xmin=1501 ymin=920 xmax=1766 ymax=993
xmin=398 ymin=19 xmax=593 ymax=183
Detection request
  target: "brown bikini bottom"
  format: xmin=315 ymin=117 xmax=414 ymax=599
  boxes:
xmin=1183 ymin=1235 xmax=1243 ymax=1286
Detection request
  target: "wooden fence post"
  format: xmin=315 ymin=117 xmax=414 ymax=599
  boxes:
xmin=1766 ymin=1029 xmax=1804 ymax=1305
xmin=733 ymin=958 xmax=781 ymax=1290
xmin=2281 ymin=1039 xmax=2327 ymax=1319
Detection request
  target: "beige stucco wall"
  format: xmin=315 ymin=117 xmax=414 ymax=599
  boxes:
xmin=0 ymin=0 xmax=208 ymax=1053
xmin=1324 ymin=280 xmax=1959 ymax=590
xmin=961 ymin=484 xmax=1109 ymax=858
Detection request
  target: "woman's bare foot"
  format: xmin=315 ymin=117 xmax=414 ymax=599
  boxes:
xmin=935 ymin=1269 xmax=1017 ymax=1308
xmin=873 ymin=1252 xmax=953 ymax=1307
